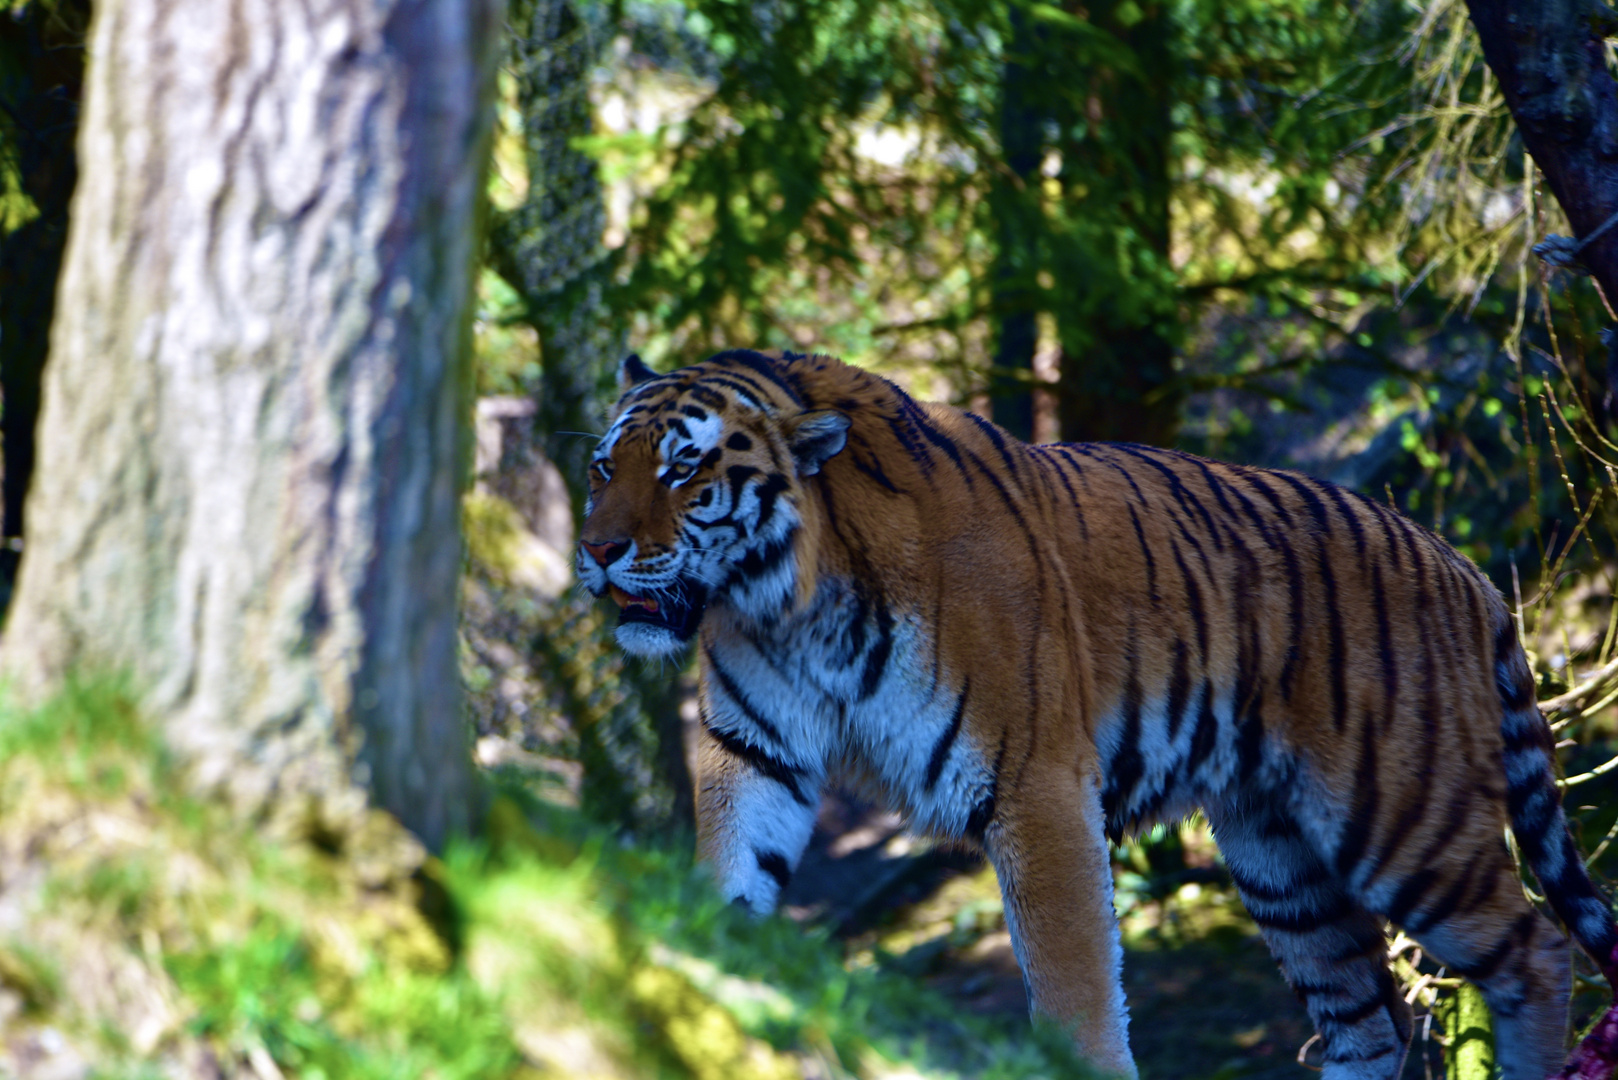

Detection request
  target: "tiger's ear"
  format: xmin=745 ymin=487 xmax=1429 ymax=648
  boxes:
xmin=786 ymin=410 xmax=850 ymax=477
xmin=618 ymin=353 xmax=657 ymax=392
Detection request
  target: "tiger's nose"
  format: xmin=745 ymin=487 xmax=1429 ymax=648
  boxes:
xmin=581 ymin=539 xmax=630 ymax=567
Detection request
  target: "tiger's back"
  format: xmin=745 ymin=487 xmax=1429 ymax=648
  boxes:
xmin=578 ymin=349 xmax=1618 ymax=1080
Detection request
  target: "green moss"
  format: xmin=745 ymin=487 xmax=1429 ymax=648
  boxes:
xmin=0 ymin=941 xmax=62 ymax=1013
xmin=463 ymin=489 xmax=529 ymax=581
xmin=0 ymin=682 xmax=1100 ymax=1079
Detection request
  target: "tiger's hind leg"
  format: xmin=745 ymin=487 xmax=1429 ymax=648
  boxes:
xmin=1209 ymin=799 xmax=1412 ymax=1080
xmin=1392 ymin=840 xmax=1571 ymax=1080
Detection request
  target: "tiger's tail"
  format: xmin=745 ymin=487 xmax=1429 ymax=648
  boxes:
xmin=1496 ymin=620 xmax=1618 ymax=1078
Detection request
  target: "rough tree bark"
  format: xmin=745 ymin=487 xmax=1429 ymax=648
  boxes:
xmin=0 ymin=0 xmax=503 ymax=851
xmin=1465 ymin=0 xmax=1618 ymax=308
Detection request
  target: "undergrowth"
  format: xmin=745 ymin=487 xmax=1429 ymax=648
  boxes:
xmin=0 ymin=680 xmax=1098 ymax=1080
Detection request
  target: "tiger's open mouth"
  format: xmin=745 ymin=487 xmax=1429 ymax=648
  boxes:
xmin=608 ymin=583 xmax=707 ymax=640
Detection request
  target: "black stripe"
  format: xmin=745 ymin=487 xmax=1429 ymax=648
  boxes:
xmin=1326 ymin=928 xmax=1390 ymax=965
xmin=887 ymin=397 xmax=938 ymax=479
xmin=756 ymin=850 xmax=792 ymax=890
xmin=1039 ymin=450 xmax=1090 ymax=540
xmin=688 ymin=384 xmax=726 ymax=409
xmin=1288 ymin=977 xmax=1351 ymax=999
xmin=925 ymin=682 xmax=970 ymax=791
xmin=1073 ymin=444 xmax=1149 ymax=505
xmin=1166 ymin=638 xmax=1192 ymax=742
xmin=1318 ymin=544 xmax=1347 ymax=732
xmin=1247 ymin=892 xmax=1354 ymax=933
xmin=1103 ymin=638 xmax=1147 ymax=821
xmin=1277 ymin=535 xmax=1306 ymax=700
xmin=713 ymin=349 xmax=807 ymax=406
xmin=1349 ymin=488 xmax=1406 ymax=571
xmin=1383 ymin=866 xmax=1441 ymax=928
xmin=1371 ymin=560 xmax=1398 ymax=731
xmin=1320 ymin=480 xmax=1368 ymax=562
xmin=750 ymin=472 xmax=790 ymax=532
xmin=1233 ymin=586 xmax=1266 ymax=783
xmin=964 ymin=411 xmax=1026 ymax=489
xmin=735 ymin=534 xmax=794 ymax=581
xmin=1273 ymin=471 xmax=1332 ymax=535
xmin=1454 ymin=912 xmax=1536 ymax=981
xmin=1495 ymin=620 xmax=1533 ymax=710
xmin=1110 ymin=444 xmax=1226 ymax=552
xmin=1048 ymin=445 xmax=1094 ymax=491
xmin=1128 ymin=504 xmax=1160 ymax=606
xmin=859 ymin=599 xmax=894 ymax=699
xmin=1227 ymin=861 xmax=1328 ymax=905
xmin=1323 ymin=1044 xmax=1402 ymax=1067
xmin=702 ymin=718 xmax=811 ymax=807
xmin=1183 ymin=454 xmax=1277 ymax=547
xmin=902 ymin=399 xmax=974 ymax=487
xmin=706 ymin=650 xmax=785 ymax=745
xmin=1169 ymin=538 xmax=1208 ymax=661
xmin=1238 ymin=468 xmax=1294 ymax=526
xmin=1315 ymin=993 xmax=1392 ymax=1030
xmin=1402 ymin=859 xmax=1479 ymax=934
xmin=1335 ymin=716 xmax=1380 ymax=876
xmin=851 ymin=451 xmax=904 ymax=494
xmin=1187 ymin=681 xmax=1219 ymax=776
xmin=965 ymin=733 xmax=1008 ymax=842
xmin=705 ymin=373 xmax=778 ymax=403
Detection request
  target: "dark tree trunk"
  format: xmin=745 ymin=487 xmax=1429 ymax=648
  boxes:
xmin=1464 ymin=0 xmax=1618 ymax=303
xmin=0 ymin=0 xmax=90 ymax=600
xmin=1053 ymin=0 xmax=1180 ymax=446
xmin=989 ymin=4 xmax=1044 ymax=442
xmin=0 ymin=0 xmax=503 ymax=852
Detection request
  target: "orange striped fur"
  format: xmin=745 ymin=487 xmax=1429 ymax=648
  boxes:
xmin=577 ymin=349 xmax=1618 ymax=1080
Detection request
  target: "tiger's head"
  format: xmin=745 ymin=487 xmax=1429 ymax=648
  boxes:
xmin=577 ymin=351 xmax=851 ymax=658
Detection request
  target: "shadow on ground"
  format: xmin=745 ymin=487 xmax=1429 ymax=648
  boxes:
xmin=785 ymin=788 xmax=1437 ymax=1080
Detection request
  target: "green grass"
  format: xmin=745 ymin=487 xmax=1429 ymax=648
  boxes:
xmin=0 ymin=681 xmax=1102 ymax=1079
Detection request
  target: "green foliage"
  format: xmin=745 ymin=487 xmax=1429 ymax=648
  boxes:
xmin=0 ymin=683 xmax=1106 ymax=1079
xmin=170 ymin=924 xmax=522 ymax=1080
xmin=478 ymin=795 xmax=1102 ymax=1079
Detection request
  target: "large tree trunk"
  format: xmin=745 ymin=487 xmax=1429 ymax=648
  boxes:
xmin=0 ymin=0 xmax=503 ymax=851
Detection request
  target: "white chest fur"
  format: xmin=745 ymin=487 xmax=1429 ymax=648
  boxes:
xmin=703 ymin=579 xmax=996 ymax=840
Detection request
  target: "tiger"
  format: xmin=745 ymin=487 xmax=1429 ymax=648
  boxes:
xmin=576 ymin=347 xmax=1618 ymax=1080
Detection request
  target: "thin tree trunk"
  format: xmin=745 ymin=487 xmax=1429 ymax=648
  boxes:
xmin=0 ymin=0 xmax=503 ymax=851
xmin=989 ymin=3 xmax=1043 ymax=443
xmin=1053 ymin=0 xmax=1179 ymax=446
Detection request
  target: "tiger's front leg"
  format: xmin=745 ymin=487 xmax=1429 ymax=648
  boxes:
xmin=987 ymin=757 xmax=1137 ymax=1079
xmin=693 ymin=712 xmax=825 ymax=914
